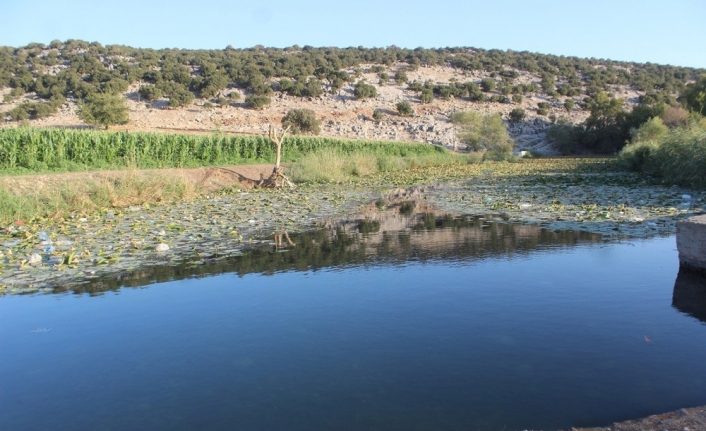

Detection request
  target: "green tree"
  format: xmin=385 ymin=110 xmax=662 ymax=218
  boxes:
xmin=509 ymin=108 xmax=526 ymax=122
xmin=394 ymin=70 xmax=408 ymax=85
xmin=564 ymin=99 xmax=575 ymax=112
xmin=138 ymin=85 xmax=163 ymax=101
xmin=585 ymin=92 xmax=625 ymax=130
xmin=679 ymin=74 xmax=706 ymax=115
xmin=455 ymin=112 xmax=513 ymax=157
xmin=537 ymin=102 xmax=550 ymax=116
xmin=420 ymin=88 xmax=434 ymax=104
xmin=282 ymin=108 xmax=321 ymax=135
xmin=354 ymin=81 xmax=377 ymax=99
xmin=245 ymin=95 xmax=271 ymax=110
xmin=480 ymin=78 xmax=496 ymax=92
xmin=396 ymin=101 xmax=414 ymax=116
xmin=77 ymin=94 xmax=129 ymax=129
xmin=629 ymin=117 xmax=667 ymax=143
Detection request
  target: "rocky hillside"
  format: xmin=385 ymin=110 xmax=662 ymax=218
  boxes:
xmin=0 ymin=42 xmax=701 ymax=154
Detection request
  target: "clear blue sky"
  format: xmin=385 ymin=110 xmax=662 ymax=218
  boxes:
xmin=1 ymin=0 xmax=704 ymax=68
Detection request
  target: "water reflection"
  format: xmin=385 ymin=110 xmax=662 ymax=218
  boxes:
xmin=672 ymin=269 xmax=706 ymax=323
xmin=60 ymin=210 xmax=604 ymax=295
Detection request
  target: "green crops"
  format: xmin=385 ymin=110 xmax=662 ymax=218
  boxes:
xmin=0 ymin=128 xmax=445 ymax=173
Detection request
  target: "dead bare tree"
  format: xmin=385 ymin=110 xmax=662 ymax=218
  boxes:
xmin=260 ymin=125 xmax=294 ymax=188
xmin=213 ymin=125 xmax=295 ymax=188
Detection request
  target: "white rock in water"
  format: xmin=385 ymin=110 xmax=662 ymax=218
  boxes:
xmin=28 ymin=253 xmax=42 ymax=265
xmin=155 ymin=243 xmax=170 ymax=252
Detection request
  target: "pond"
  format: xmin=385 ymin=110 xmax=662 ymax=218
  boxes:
xmin=2 ymin=212 xmax=706 ymax=431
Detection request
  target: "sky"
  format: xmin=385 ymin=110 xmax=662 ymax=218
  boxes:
xmin=1 ymin=0 xmax=704 ymax=68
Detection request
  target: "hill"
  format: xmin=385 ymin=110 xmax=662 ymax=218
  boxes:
xmin=1 ymin=41 xmax=703 ymax=154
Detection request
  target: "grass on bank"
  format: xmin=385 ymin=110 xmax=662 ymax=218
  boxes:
xmin=0 ymin=156 xmax=614 ymax=226
xmin=0 ymin=171 xmax=200 ymax=224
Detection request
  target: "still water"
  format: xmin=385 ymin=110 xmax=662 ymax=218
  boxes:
xmin=2 ymin=214 xmax=706 ymax=431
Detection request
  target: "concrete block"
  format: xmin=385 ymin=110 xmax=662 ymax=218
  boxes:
xmin=677 ymin=215 xmax=706 ymax=273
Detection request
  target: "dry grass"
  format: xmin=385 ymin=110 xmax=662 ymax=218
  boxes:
xmin=0 ymin=168 xmax=250 ymax=223
xmin=289 ymin=149 xmax=462 ymax=183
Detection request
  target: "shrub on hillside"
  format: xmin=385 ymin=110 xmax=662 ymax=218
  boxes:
xmin=138 ymin=85 xmax=163 ymax=101
xmin=537 ymin=102 xmax=550 ymax=116
xmin=396 ymin=101 xmax=414 ymax=116
xmin=282 ymin=108 xmax=321 ymax=135
xmin=480 ymin=78 xmax=496 ymax=92
xmin=420 ymin=88 xmax=433 ymax=104
xmin=245 ymin=95 xmax=271 ymax=109
xmin=509 ymin=108 xmax=526 ymax=122
xmin=77 ymin=94 xmax=129 ymax=129
xmin=354 ymin=81 xmax=377 ymax=99
xmin=564 ymin=99 xmax=575 ymax=112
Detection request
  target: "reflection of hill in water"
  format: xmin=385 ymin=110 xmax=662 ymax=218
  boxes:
xmin=64 ymin=213 xmax=603 ymax=295
xmin=672 ymin=269 xmax=706 ymax=324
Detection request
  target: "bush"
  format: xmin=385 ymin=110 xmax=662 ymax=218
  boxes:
xmin=77 ymin=94 xmax=129 ymax=129
xmin=227 ymin=91 xmax=241 ymax=101
xmin=396 ymin=101 xmax=414 ymax=116
xmin=509 ymin=108 xmax=526 ymax=122
xmin=282 ymin=108 xmax=321 ymax=135
xmin=138 ymin=85 xmax=163 ymax=101
xmin=660 ymin=106 xmax=690 ymax=128
xmin=454 ymin=111 xmax=513 ymax=157
xmin=245 ymin=95 xmax=271 ymax=110
xmin=537 ymin=102 xmax=550 ymax=116
xmin=619 ymin=123 xmax=706 ymax=188
xmin=395 ymin=70 xmax=408 ymax=85
xmin=480 ymin=78 xmax=496 ymax=92
xmin=679 ymin=74 xmax=706 ymax=115
xmin=564 ymin=99 xmax=575 ymax=112
xmin=512 ymin=94 xmax=522 ymax=103
xmin=546 ymin=121 xmax=582 ymax=155
xmin=372 ymin=109 xmax=383 ymax=121
xmin=420 ymin=88 xmax=434 ymax=104
xmin=354 ymin=81 xmax=377 ymax=99
xmin=7 ymin=103 xmax=31 ymax=121
xmin=629 ymin=117 xmax=668 ymax=143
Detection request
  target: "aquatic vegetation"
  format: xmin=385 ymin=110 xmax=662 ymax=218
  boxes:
xmin=0 ymin=157 xmax=703 ymax=294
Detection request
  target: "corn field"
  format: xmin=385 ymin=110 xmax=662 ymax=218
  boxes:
xmin=0 ymin=128 xmax=445 ymax=172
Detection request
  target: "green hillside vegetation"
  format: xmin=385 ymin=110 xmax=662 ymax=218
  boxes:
xmin=1 ymin=40 xmax=703 ymax=124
